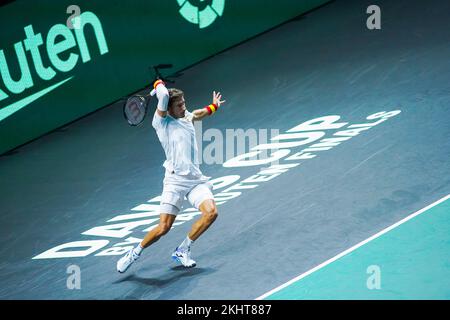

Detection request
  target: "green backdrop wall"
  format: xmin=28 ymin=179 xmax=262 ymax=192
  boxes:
xmin=0 ymin=0 xmax=329 ymax=154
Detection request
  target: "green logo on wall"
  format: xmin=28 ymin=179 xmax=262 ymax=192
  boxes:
xmin=0 ymin=11 xmax=109 ymax=122
xmin=177 ymin=0 xmax=225 ymax=29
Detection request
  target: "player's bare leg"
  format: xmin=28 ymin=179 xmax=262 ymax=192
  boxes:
xmin=172 ymin=199 xmax=218 ymax=268
xmin=117 ymin=213 xmax=176 ymax=273
xmin=141 ymin=213 xmax=177 ymax=247
xmin=189 ymin=199 xmax=218 ymax=240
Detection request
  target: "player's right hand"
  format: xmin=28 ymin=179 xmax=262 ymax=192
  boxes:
xmin=153 ymin=79 xmax=165 ymax=90
xmin=153 ymin=79 xmax=168 ymax=100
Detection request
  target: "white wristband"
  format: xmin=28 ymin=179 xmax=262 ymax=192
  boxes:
xmin=155 ymin=84 xmax=169 ymax=112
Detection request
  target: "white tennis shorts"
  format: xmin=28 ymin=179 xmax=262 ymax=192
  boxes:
xmin=160 ymin=171 xmax=214 ymax=215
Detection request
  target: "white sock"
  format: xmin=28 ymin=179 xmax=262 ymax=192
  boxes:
xmin=179 ymin=236 xmax=194 ymax=251
xmin=133 ymin=244 xmax=143 ymax=256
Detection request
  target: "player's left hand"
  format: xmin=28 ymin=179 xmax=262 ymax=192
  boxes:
xmin=213 ymin=91 xmax=226 ymax=107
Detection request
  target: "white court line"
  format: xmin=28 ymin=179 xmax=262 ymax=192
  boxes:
xmin=255 ymin=193 xmax=450 ymax=300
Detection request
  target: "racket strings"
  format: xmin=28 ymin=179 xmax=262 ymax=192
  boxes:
xmin=124 ymin=95 xmax=147 ymax=126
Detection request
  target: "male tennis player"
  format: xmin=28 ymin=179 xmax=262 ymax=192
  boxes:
xmin=117 ymin=80 xmax=226 ymax=272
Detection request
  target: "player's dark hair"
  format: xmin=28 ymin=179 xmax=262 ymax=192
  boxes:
xmin=168 ymin=88 xmax=184 ymax=109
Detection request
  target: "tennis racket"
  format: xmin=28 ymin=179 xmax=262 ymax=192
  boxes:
xmin=123 ymin=90 xmax=155 ymax=126
xmin=123 ymin=64 xmax=173 ymax=126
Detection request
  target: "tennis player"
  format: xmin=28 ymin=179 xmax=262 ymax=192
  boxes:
xmin=117 ymin=80 xmax=226 ymax=272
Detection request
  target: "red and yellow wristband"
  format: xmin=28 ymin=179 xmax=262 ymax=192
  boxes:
xmin=153 ymin=79 xmax=165 ymax=89
xmin=205 ymin=103 xmax=219 ymax=115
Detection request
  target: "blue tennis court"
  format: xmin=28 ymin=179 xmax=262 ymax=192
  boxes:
xmin=0 ymin=0 xmax=449 ymax=300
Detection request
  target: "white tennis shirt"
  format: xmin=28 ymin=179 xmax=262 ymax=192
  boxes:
xmin=152 ymin=111 xmax=203 ymax=177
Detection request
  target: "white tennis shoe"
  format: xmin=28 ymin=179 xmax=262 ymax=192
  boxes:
xmin=117 ymin=248 xmax=140 ymax=273
xmin=171 ymin=247 xmax=196 ymax=268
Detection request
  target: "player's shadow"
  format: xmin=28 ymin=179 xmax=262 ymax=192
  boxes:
xmin=113 ymin=266 xmax=215 ymax=288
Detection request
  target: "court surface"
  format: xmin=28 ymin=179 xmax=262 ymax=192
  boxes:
xmin=0 ymin=0 xmax=449 ymax=299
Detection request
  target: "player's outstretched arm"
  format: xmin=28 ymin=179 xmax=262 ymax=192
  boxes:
xmin=152 ymin=80 xmax=169 ymax=118
xmin=192 ymin=91 xmax=226 ymax=122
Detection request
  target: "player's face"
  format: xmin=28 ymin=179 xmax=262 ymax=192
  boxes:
xmin=171 ymin=97 xmax=186 ymax=118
